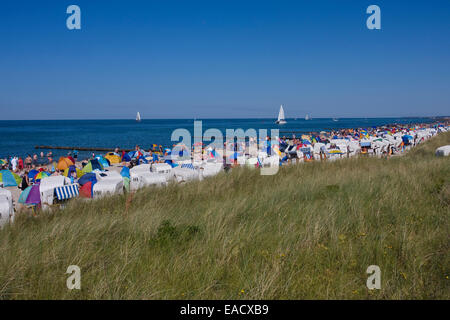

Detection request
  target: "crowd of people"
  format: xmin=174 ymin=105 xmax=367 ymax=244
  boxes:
xmin=1 ymin=121 xmax=449 ymax=193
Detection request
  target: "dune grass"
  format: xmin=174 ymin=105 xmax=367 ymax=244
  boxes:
xmin=0 ymin=132 xmax=449 ymax=299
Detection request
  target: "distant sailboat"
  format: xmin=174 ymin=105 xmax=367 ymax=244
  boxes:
xmin=136 ymin=112 xmax=141 ymax=122
xmin=333 ymin=118 xmax=339 ymax=122
xmin=276 ymin=105 xmax=287 ymax=125
xmin=305 ymin=114 xmax=310 ymax=121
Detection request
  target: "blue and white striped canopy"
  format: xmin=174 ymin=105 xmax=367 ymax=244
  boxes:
xmin=55 ymin=184 xmax=79 ymax=201
xmin=181 ymin=163 xmax=195 ymax=170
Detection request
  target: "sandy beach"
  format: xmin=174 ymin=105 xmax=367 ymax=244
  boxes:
xmin=1 ymin=120 xmax=449 ymax=217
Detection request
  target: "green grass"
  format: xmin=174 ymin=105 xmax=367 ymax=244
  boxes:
xmin=1 ymin=132 xmax=449 ymax=299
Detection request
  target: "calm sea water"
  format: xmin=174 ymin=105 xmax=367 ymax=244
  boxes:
xmin=0 ymin=117 xmax=435 ymax=160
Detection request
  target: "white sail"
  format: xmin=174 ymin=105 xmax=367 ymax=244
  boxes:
xmin=276 ymin=105 xmax=286 ymax=124
xmin=277 ymin=105 xmax=285 ymax=121
xmin=305 ymin=114 xmax=310 ymax=121
xmin=136 ymin=112 xmax=141 ymax=122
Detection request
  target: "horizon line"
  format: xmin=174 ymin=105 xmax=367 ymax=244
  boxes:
xmin=0 ymin=115 xmax=448 ymax=121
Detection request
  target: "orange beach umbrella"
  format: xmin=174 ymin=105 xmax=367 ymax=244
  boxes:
xmin=56 ymin=157 xmax=74 ymax=171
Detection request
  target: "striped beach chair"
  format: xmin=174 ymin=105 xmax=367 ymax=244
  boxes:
xmin=55 ymin=183 xmax=79 ymax=201
xmin=181 ymin=163 xmax=195 ymax=170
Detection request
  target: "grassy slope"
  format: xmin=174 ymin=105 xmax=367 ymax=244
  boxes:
xmin=0 ymin=132 xmax=449 ymax=299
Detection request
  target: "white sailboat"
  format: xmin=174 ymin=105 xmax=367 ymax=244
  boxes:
xmin=136 ymin=112 xmax=141 ymax=122
xmin=275 ymin=105 xmax=287 ymax=124
xmin=305 ymin=114 xmax=310 ymax=121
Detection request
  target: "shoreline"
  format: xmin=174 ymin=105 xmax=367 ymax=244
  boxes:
xmin=0 ymin=120 xmax=449 ymax=216
xmin=1 ymin=117 xmax=448 ymax=161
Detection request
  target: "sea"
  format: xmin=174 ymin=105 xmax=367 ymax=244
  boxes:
xmin=0 ymin=117 xmax=437 ymax=160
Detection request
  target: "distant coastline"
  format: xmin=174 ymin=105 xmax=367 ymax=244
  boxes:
xmin=0 ymin=115 xmax=448 ymax=121
xmin=0 ymin=117 xmax=446 ymax=159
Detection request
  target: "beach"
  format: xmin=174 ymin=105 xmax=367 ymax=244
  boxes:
xmin=1 ymin=119 xmax=449 ymax=217
xmin=0 ymin=127 xmax=449 ymax=299
xmin=0 ymin=117 xmax=439 ymax=161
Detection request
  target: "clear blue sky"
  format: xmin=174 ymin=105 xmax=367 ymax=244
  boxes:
xmin=0 ymin=0 xmax=449 ymax=119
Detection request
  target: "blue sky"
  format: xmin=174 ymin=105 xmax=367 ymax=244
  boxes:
xmin=0 ymin=0 xmax=449 ymax=119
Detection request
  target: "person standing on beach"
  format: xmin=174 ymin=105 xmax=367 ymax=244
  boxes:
xmin=25 ymin=155 xmax=32 ymax=169
xmin=21 ymin=171 xmax=30 ymax=191
xmin=18 ymin=157 xmax=24 ymax=171
xmin=73 ymin=150 xmax=78 ymax=161
xmin=148 ymin=150 xmax=154 ymax=163
xmin=11 ymin=156 xmax=18 ymax=172
xmin=40 ymin=152 xmax=45 ymax=165
xmin=7 ymin=156 xmax=12 ymax=170
xmin=32 ymin=154 xmax=38 ymax=167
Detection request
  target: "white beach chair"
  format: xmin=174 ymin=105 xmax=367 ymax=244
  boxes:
xmin=246 ymin=157 xmax=258 ymax=168
xmin=130 ymin=164 xmax=151 ymax=174
xmin=129 ymin=171 xmax=167 ymax=191
xmin=172 ymin=167 xmax=199 ymax=183
xmin=151 ymin=163 xmax=174 ymax=181
xmin=40 ymin=176 xmax=71 ymax=210
xmin=0 ymin=196 xmax=12 ymax=228
xmin=263 ymin=155 xmax=279 ymax=167
xmin=237 ymin=155 xmax=247 ymax=166
xmin=0 ymin=188 xmax=14 ymax=228
xmin=200 ymin=162 xmax=223 ymax=177
xmin=98 ymin=171 xmax=123 ymax=183
xmin=435 ymin=145 xmax=450 ymax=157
xmin=93 ymin=179 xmax=124 ymax=198
xmin=140 ymin=173 xmax=167 ymax=187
